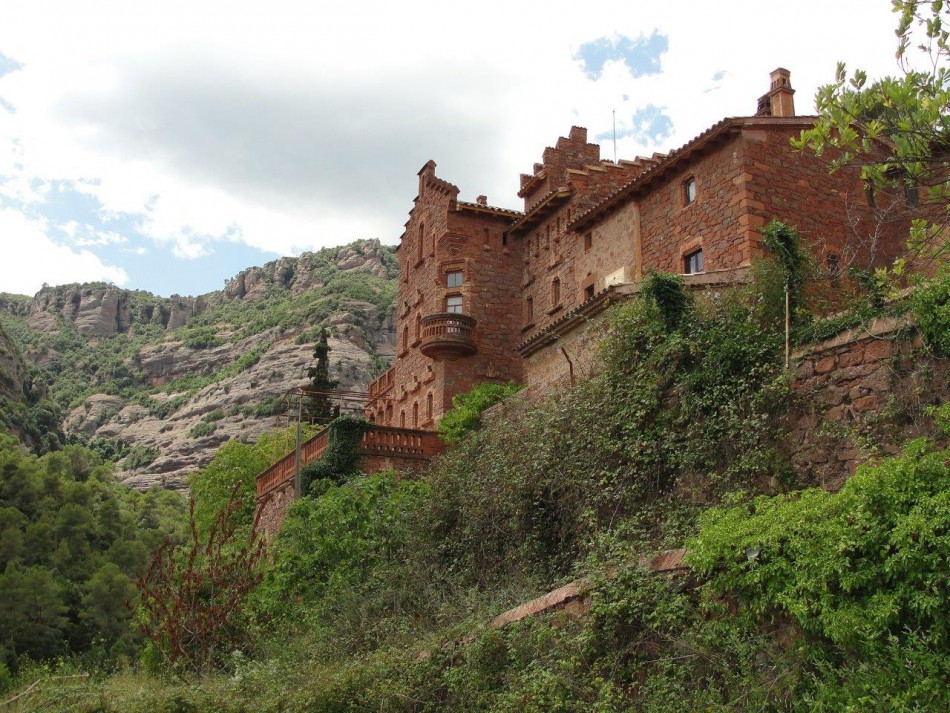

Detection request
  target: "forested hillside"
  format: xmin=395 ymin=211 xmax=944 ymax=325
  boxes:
xmin=0 ymin=239 xmax=398 ymax=491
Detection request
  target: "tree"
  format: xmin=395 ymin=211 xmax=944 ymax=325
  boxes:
xmin=794 ymin=0 xmax=950 ymax=268
xmin=304 ymin=328 xmax=338 ymax=424
xmin=136 ymin=484 xmax=265 ymax=675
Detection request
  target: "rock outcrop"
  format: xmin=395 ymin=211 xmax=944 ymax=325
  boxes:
xmin=8 ymin=239 xmax=398 ymax=491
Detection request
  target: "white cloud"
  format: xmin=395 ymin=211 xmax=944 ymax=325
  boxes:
xmin=0 ymin=0 xmax=905 ymax=292
xmin=0 ymin=209 xmax=127 ymax=294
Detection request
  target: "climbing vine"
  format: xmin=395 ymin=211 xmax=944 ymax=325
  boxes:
xmin=300 ymin=416 xmax=369 ymax=494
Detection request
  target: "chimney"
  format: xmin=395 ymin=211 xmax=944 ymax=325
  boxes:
xmin=755 ymin=68 xmax=795 ymax=117
xmin=476 ymin=195 xmax=487 ymax=206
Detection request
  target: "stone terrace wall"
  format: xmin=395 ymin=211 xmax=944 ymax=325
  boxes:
xmin=789 ymin=315 xmax=948 ymax=489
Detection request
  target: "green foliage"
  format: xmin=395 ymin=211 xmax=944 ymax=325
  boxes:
xmin=911 ymin=270 xmax=950 ymax=355
xmin=181 ymin=327 xmax=223 ymax=350
xmin=299 ymin=416 xmax=369 ymax=493
xmin=137 ymin=485 xmax=265 ymax=676
xmin=689 ymin=434 xmax=950 ymax=709
xmin=793 ymin=1 xmax=950 ymax=264
xmin=761 ymin=220 xmax=809 ymax=318
xmin=123 ymin=445 xmax=160 ymax=471
xmin=303 ymin=328 xmax=338 ymax=423
xmin=0 ymin=434 xmax=186 ymax=674
xmin=424 ymin=292 xmax=788 ymax=587
xmin=642 ymin=271 xmax=691 ymax=331
xmin=188 ymin=433 xmax=293 ymax=537
xmin=256 ymin=474 xmax=430 ymax=641
xmin=187 ymin=422 xmax=215 ymax=439
xmin=437 ymin=381 xmax=522 ymax=444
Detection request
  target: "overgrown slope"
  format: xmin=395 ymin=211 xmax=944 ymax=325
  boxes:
xmin=0 ymin=239 xmax=398 ymax=490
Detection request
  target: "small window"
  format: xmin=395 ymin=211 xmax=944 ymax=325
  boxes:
xmin=584 ymin=232 xmax=593 ymax=253
xmin=413 ymin=402 xmax=419 ymax=427
xmin=446 ymin=271 xmax=463 ymax=288
xmin=684 ymin=249 xmax=704 ymax=274
xmin=502 ymin=232 xmax=508 ymax=246
xmin=526 ymin=297 xmax=534 ymax=323
xmin=684 ymin=177 xmax=697 ymax=205
xmin=417 ymin=224 xmax=424 ymax=262
xmin=426 ymin=393 xmax=433 ymax=420
xmin=400 ymin=410 xmax=405 ymax=428
xmin=551 ymin=278 xmax=561 ymax=306
xmin=446 ymin=295 xmax=463 ymax=314
xmin=865 ymin=183 xmax=877 ymax=208
xmin=403 ymin=325 xmax=409 ymax=350
xmin=584 ymin=284 xmax=595 ymax=301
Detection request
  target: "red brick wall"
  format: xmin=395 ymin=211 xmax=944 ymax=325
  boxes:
xmin=366 ymin=162 xmax=522 ymax=427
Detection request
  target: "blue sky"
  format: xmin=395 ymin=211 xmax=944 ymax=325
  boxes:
xmin=0 ymin=1 xmax=901 ymax=297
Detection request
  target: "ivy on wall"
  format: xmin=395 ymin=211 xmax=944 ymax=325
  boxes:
xmin=300 ymin=416 xmax=369 ymax=494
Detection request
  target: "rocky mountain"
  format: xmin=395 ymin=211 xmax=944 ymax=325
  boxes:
xmin=0 ymin=239 xmax=398 ymax=491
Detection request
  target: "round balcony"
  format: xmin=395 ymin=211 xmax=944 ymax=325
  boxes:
xmin=420 ymin=312 xmax=477 ymax=360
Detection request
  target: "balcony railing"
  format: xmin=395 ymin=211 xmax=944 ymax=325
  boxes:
xmin=255 ymin=424 xmax=444 ymax=499
xmin=420 ymin=312 xmax=477 ymax=360
xmin=368 ymin=365 xmax=396 ymax=399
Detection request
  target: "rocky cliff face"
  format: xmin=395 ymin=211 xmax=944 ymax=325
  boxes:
xmin=4 ymin=239 xmax=397 ymax=491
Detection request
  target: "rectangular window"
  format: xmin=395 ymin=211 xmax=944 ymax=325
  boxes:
xmin=684 ymin=177 xmax=697 ymax=205
xmin=584 ymin=284 xmax=595 ymax=301
xmin=446 ymin=295 xmax=463 ymax=314
xmin=584 ymin=232 xmax=592 ymax=253
xmin=551 ymin=278 xmax=561 ymax=306
xmin=526 ymin=297 xmax=534 ymax=323
xmin=446 ymin=271 xmax=463 ymax=288
xmin=684 ymin=249 xmax=704 ymax=274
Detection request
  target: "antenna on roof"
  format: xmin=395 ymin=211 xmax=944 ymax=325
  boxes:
xmin=612 ymin=109 xmax=617 ymax=163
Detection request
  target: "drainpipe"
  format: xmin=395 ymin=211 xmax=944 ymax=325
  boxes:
xmin=560 ymin=347 xmax=576 ymax=387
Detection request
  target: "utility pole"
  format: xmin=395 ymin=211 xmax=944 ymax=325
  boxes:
xmin=294 ymin=391 xmax=302 ymax=498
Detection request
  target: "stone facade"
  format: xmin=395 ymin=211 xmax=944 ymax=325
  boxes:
xmin=788 ymin=316 xmax=948 ymax=490
xmin=366 ymin=69 xmax=908 ymax=423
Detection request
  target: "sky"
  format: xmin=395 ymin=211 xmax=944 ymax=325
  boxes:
xmin=0 ymin=1 xmax=904 ymax=297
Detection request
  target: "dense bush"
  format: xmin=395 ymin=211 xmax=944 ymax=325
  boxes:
xmin=0 ymin=435 xmax=186 ymax=678
xmin=689 ymin=417 xmax=950 ymax=709
xmin=912 ymin=270 xmax=950 ymax=356
xmin=437 ymin=381 xmax=522 ymax=444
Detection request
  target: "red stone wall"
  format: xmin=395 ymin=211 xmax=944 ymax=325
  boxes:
xmin=738 ymin=126 xmax=906 ymax=270
xmin=637 ymin=136 xmax=748 ymax=274
xmin=789 ymin=317 xmax=948 ymax=489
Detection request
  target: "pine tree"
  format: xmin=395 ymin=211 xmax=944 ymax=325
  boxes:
xmin=304 ymin=328 xmax=338 ymax=424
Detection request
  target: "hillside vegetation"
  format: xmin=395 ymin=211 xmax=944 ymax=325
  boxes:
xmin=0 ymin=239 xmax=398 ymax=491
xmin=12 ymin=265 xmax=947 ymax=711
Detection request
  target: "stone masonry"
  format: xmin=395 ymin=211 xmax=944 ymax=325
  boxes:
xmin=366 ymin=68 xmax=909 ymax=418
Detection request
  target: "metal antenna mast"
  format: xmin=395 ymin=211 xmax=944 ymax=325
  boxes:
xmin=612 ymin=109 xmax=617 ymax=163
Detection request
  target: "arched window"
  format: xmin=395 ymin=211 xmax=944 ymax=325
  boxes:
xmin=426 ymin=393 xmax=433 ymax=420
xmin=551 ymin=278 xmax=561 ymax=306
xmin=400 ymin=410 xmax=406 ymax=428
xmin=413 ymin=402 xmax=419 ymax=427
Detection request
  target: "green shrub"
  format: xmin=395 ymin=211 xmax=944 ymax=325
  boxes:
xmin=689 ymin=432 xmax=950 ymax=709
xmin=188 ymin=422 xmax=216 ymax=439
xmin=437 ymin=381 xmax=522 ymax=444
xmin=300 ymin=416 xmax=368 ymax=492
xmin=912 ymin=271 xmax=950 ymax=356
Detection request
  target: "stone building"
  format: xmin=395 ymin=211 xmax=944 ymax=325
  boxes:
xmin=365 ymin=68 xmax=906 ymax=421
xmin=257 ymin=69 xmax=909 ymax=532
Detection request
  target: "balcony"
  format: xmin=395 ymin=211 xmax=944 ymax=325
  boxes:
xmin=255 ymin=424 xmax=444 ymax=499
xmin=420 ymin=312 xmax=477 ymax=360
